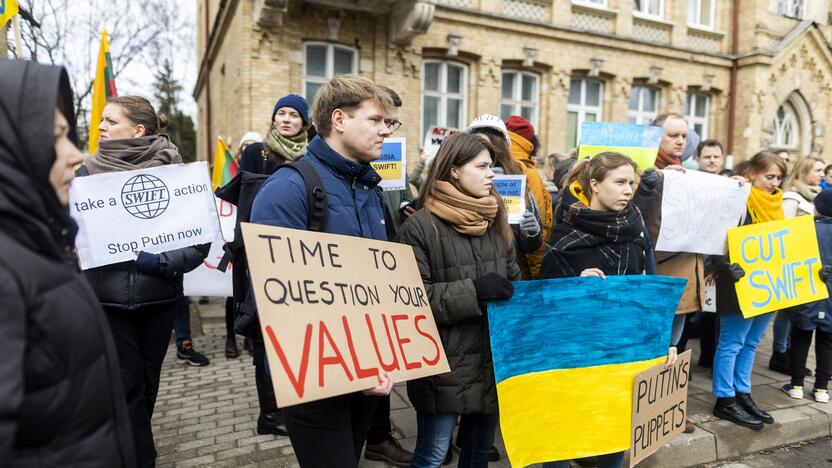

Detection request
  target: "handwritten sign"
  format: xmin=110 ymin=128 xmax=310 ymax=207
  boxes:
xmin=70 ymin=162 xmax=223 ymax=269
xmin=422 ymin=126 xmax=460 ymax=160
xmin=578 ymin=122 xmax=663 ymax=170
xmin=656 ymin=170 xmax=750 ymax=255
xmin=630 ymin=349 xmax=691 ymax=467
xmin=184 ymin=197 xmax=235 ymax=297
xmin=371 ymin=138 xmax=406 ymax=191
xmin=728 ymin=216 xmax=828 ymax=317
xmin=241 ymin=223 xmax=450 ymax=407
xmin=493 ymin=175 xmax=526 ymax=224
xmin=487 ymin=276 xmax=685 ymax=467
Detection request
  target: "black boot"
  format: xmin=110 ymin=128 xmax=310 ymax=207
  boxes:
xmin=257 ymin=411 xmax=289 ymax=436
xmin=225 ymin=335 xmax=240 ymax=358
xmin=713 ymin=397 xmax=764 ymax=430
xmin=736 ymin=393 xmax=774 ymax=424
xmin=769 ymin=351 xmax=791 ymax=375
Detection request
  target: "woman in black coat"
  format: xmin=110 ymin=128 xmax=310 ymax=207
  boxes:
xmin=0 ymin=60 xmax=135 ymax=467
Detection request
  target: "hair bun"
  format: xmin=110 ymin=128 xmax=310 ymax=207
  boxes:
xmin=158 ymin=114 xmax=170 ymax=129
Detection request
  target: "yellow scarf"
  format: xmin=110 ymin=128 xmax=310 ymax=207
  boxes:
xmin=568 ymin=180 xmax=591 ymax=207
xmin=747 ymin=187 xmax=784 ymax=224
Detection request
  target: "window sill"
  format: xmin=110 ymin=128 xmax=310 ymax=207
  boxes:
xmin=571 ymin=2 xmax=617 ymax=19
xmin=632 ymin=12 xmax=675 ymax=28
xmin=686 ymin=24 xmax=726 ymax=38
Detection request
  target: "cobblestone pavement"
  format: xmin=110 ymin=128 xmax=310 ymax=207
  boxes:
xmin=152 ymin=300 xmax=821 ymax=467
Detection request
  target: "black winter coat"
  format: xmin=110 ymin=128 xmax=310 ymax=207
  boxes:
xmin=0 ymin=60 xmax=135 ymax=467
xmin=398 ymin=210 xmax=520 ymax=414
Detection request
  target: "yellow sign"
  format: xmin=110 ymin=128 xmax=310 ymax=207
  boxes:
xmin=728 ymin=216 xmax=828 ymax=318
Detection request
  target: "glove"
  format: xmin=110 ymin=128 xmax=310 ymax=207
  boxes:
xmin=820 ymin=265 xmax=832 ymax=282
xmin=639 ymin=168 xmax=660 ymax=190
xmin=136 ymin=251 xmax=162 ymax=275
xmin=519 ymin=211 xmax=540 ymax=237
xmin=729 ymin=263 xmax=745 ymax=282
xmin=473 ymin=272 xmax=514 ymax=302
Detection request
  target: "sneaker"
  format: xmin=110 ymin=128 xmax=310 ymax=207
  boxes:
xmin=782 ymin=384 xmax=804 ymax=399
xmin=364 ymin=436 xmax=412 ymax=467
xmin=177 ymin=341 xmax=210 ymax=366
xmin=814 ymin=388 xmax=829 ymax=403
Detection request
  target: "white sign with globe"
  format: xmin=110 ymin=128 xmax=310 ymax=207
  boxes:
xmin=70 ymin=161 xmax=222 ymax=270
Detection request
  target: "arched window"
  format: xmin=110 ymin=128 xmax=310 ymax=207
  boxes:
xmin=628 ymin=85 xmax=659 ymax=125
xmin=303 ymin=42 xmax=359 ymax=104
xmin=773 ymin=103 xmax=799 ymax=149
xmin=422 ymin=60 xmax=468 ymax=141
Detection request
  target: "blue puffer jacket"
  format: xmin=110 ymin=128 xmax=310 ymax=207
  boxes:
xmin=251 ymin=135 xmax=387 ymax=241
xmin=788 ymin=216 xmax=832 ymax=333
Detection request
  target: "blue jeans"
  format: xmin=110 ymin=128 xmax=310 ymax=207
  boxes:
xmin=411 ymin=412 xmax=499 ymax=468
xmin=542 ymin=452 xmax=625 ymax=468
xmin=713 ymin=312 xmax=773 ymax=397
xmin=173 ymin=297 xmax=191 ymax=349
xmin=772 ymin=311 xmax=792 ymax=353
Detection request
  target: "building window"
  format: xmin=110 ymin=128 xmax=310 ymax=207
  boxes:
xmin=684 ymin=92 xmax=710 ymax=138
xmin=566 ymin=78 xmax=603 ymax=149
xmin=687 ymin=0 xmax=715 ymax=29
xmin=303 ymin=43 xmax=358 ymax=104
xmin=627 ymin=86 xmax=659 ymax=125
xmin=500 ymin=71 xmax=539 ymax=128
xmin=573 ymin=0 xmax=608 ymax=7
xmin=422 ymin=60 xmax=468 ymax=139
xmin=633 ymin=0 xmax=663 ymax=18
xmin=773 ymin=103 xmax=799 ymax=149
xmin=777 ymin=0 xmax=804 ymax=19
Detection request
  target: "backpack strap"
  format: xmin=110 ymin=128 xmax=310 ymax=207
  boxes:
xmin=279 ymin=160 xmax=328 ymax=232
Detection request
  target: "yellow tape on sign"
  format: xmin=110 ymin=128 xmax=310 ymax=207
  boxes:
xmin=728 ymin=216 xmax=828 ymax=318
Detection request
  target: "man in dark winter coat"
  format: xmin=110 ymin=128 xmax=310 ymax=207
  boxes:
xmin=0 ymin=60 xmax=136 ymax=467
xmin=251 ymin=74 xmax=395 ymax=468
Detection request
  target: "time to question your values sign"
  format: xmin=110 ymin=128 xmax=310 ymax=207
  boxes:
xmin=241 ymin=223 xmax=451 ymax=407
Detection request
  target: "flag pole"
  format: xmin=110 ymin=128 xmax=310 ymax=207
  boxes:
xmin=11 ymin=15 xmax=22 ymax=59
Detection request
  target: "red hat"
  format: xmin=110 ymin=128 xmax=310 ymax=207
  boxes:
xmin=505 ymin=115 xmax=535 ymax=143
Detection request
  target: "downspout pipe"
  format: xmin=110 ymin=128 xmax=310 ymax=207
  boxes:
xmin=203 ymin=1 xmax=213 ymax=165
xmin=727 ymin=0 xmax=739 ymax=155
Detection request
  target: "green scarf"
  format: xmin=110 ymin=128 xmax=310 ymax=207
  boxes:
xmin=264 ymin=127 xmax=308 ymax=163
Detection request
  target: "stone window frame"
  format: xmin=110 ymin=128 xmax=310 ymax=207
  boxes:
xmin=687 ymin=0 xmax=716 ymax=30
xmin=302 ymin=42 xmax=359 ymax=104
xmin=421 ymin=59 xmax=469 ymax=143
xmin=500 ymin=70 xmax=540 ymax=130
xmin=772 ymin=102 xmax=800 ymax=150
xmin=566 ymin=77 xmax=604 ymax=150
xmin=684 ymin=92 xmax=710 ymax=139
xmin=777 ymin=0 xmax=804 ymax=20
xmin=627 ymin=85 xmax=660 ymax=125
xmin=633 ymin=0 xmax=664 ymax=21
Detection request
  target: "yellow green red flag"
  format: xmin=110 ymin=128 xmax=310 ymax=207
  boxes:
xmin=212 ymin=137 xmax=239 ymax=190
xmin=0 ymin=0 xmax=18 ymax=28
xmin=88 ymin=31 xmax=118 ymax=154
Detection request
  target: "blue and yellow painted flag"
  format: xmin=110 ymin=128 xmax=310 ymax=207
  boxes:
xmin=488 ymin=276 xmax=685 ymax=467
xmin=578 ymin=122 xmax=664 ymax=170
xmin=0 ymin=0 xmax=19 ymax=28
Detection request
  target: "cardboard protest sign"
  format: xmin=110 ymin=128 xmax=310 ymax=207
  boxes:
xmin=70 ymin=162 xmax=222 ymax=270
xmin=371 ymin=138 xmax=406 ymax=191
xmin=630 ymin=349 xmax=691 ymax=467
xmin=578 ymin=122 xmax=663 ymax=170
xmin=241 ymin=223 xmax=450 ymax=407
xmin=656 ymin=170 xmax=750 ymax=255
xmin=728 ymin=215 xmax=828 ymax=318
xmin=184 ymin=197 xmax=235 ymax=297
xmin=422 ymin=126 xmax=460 ymax=159
xmin=493 ymin=175 xmax=526 ymax=224
xmin=487 ymin=276 xmax=685 ymax=467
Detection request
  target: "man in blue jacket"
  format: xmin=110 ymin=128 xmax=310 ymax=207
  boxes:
xmin=250 ymin=74 xmax=395 ymax=467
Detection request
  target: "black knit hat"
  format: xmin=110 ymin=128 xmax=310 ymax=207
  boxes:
xmin=815 ymin=189 xmax=832 ymax=217
xmin=272 ymin=94 xmax=309 ymax=125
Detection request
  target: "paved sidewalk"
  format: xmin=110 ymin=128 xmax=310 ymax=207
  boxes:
xmin=152 ymin=300 xmax=831 ymax=467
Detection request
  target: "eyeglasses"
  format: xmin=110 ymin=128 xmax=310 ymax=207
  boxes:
xmin=385 ymin=119 xmax=402 ymax=132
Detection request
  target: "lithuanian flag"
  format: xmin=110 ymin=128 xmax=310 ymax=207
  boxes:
xmin=487 ymin=275 xmax=685 ymax=467
xmin=212 ymin=137 xmax=239 ymax=190
xmin=0 ymin=0 xmax=18 ymax=28
xmin=88 ymin=31 xmax=117 ymax=154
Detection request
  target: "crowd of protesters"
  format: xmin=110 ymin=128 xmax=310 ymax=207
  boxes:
xmin=2 ymin=60 xmax=832 ymax=468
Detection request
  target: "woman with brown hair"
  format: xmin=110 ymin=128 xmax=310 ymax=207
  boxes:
xmin=399 ymin=132 xmax=519 ymax=467
xmin=83 ymin=95 xmax=210 ymax=467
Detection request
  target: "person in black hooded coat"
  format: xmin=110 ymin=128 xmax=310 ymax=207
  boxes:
xmin=0 ymin=60 xmax=136 ymax=467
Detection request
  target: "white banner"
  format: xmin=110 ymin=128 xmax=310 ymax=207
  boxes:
xmin=70 ymin=162 xmax=223 ymax=270
xmin=656 ymin=170 xmax=750 ymax=255
xmin=184 ymin=197 xmax=235 ymax=297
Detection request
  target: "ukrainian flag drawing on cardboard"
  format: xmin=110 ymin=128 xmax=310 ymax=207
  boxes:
xmin=488 ymin=276 xmax=685 ymax=467
xmin=578 ymin=122 xmax=664 ymax=170
xmin=372 ymin=137 xmax=406 ymax=191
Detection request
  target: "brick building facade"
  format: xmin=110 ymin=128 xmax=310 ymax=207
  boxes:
xmin=194 ymin=0 xmax=832 ymax=169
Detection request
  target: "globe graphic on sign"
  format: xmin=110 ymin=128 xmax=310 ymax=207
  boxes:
xmin=121 ymin=174 xmax=170 ymax=219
